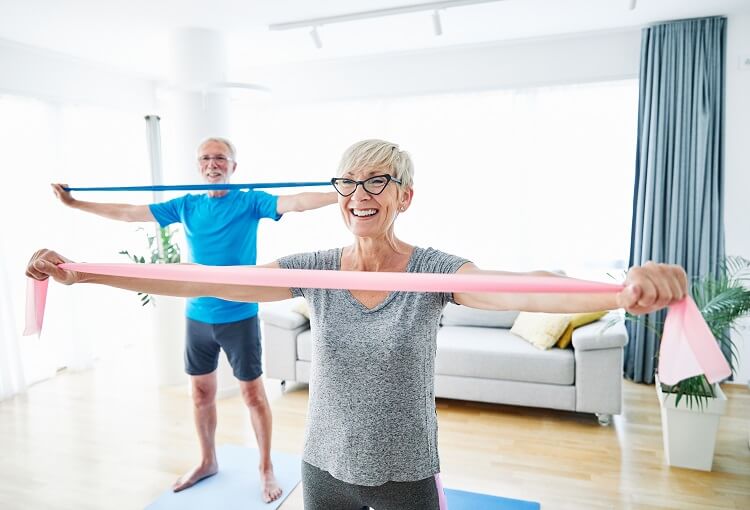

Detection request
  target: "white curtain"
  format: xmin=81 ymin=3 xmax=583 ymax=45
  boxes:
xmin=0 ymin=237 xmax=26 ymax=400
xmin=0 ymin=94 xmax=151 ymax=384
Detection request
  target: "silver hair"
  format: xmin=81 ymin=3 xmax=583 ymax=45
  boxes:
xmin=337 ymin=139 xmax=414 ymax=188
xmin=197 ymin=137 xmax=236 ymax=160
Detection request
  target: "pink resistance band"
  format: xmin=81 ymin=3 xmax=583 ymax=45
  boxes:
xmin=24 ymin=263 xmax=731 ymax=386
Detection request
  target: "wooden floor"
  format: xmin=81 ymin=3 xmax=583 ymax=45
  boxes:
xmin=0 ymin=350 xmax=748 ymax=510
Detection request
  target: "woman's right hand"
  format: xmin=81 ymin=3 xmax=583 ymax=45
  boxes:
xmin=26 ymin=249 xmax=82 ymax=285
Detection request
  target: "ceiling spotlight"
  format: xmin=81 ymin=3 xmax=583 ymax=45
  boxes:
xmin=310 ymin=26 xmax=322 ymax=49
xmin=432 ymin=10 xmax=443 ymax=36
xmin=629 ymin=0 xmax=637 ymax=10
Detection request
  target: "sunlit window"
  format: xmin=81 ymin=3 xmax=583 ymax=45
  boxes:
xmin=232 ymin=80 xmax=638 ymax=280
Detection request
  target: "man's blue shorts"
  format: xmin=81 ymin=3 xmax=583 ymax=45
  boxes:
xmin=185 ymin=315 xmax=262 ymax=381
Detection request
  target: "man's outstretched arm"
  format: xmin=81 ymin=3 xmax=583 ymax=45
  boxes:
xmin=276 ymin=191 xmax=338 ymax=214
xmin=51 ymin=183 xmax=156 ymax=222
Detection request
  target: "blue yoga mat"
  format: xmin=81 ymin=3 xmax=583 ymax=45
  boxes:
xmin=445 ymin=488 xmax=540 ymax=510
xmin=145 ymin=445 xmax=300 ymax=510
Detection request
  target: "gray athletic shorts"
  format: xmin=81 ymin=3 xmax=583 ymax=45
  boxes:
xmin=185 ymin=316 xmax=262 ymax=381
xmin=302 ymin=461 xmax=442 ymax=510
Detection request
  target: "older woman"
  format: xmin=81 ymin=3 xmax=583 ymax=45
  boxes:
xmin=27 ymin=139 xmax=687 ymax=510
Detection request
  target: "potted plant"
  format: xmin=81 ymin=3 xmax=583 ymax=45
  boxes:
xmin=652 ymin=256 xmax=750 ymax=471
xmin=121 ymin=226 xmax=186 ymax=386
xmin=119 ymin=226 xmax=181 ymax=305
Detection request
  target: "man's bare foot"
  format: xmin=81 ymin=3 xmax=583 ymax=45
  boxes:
xmin=261 ymin=469 xmax=283 ymax=503
xmin=172 ymin=461 xmax=219 ymax=492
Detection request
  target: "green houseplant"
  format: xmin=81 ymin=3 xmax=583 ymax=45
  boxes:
xmin=650 ymin=256 xmax=750 ymax=471
xmin=120 ymin=226 xmax=186 ymax=386
xmin=119 ymin=226 xmax=181 ymax=306
xmin=657 ymin=256 xmax=750 ymax=406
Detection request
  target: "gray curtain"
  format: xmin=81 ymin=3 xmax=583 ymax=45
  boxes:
xmin=625 ymin=17 xmax=726 ymax=383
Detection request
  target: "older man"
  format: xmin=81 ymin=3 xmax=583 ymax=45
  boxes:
xmin=51 ymin=137 xmax=336 ymax=503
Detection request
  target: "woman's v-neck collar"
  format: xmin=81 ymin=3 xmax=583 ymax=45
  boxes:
xmin=336 ymin=246 xmax=419 ymax=313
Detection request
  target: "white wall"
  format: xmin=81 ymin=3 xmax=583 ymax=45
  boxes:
xmin=0 ymin=37 xmax=155 ymax=111
xmin=725 ymin=13 xmax=750 ymax=385
xmin=245 ymin=28 xmax=641 ymax=101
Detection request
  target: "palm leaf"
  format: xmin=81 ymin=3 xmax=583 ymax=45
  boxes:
xmin=659 ymin=257 xmax=750 ymax=408
xmin=120 ymin=226 xmax=181 ymax=305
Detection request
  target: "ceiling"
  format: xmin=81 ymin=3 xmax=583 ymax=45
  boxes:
xmin=1 ymin=0 xmax=748 ymax=80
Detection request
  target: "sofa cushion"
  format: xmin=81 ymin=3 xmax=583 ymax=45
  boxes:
xmin=259 ymin=300 xmax=309 ymax=329
xmin=440 ymin=302 xmax=519 ymax=328
xmin=435 ymin=326 xmax=574 ymax=385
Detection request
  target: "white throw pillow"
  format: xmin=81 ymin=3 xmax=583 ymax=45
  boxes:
xmin=440 ymin=302 xmax=519 ymax=328
xmin=292 ymin=298 xmax=310 ymax=319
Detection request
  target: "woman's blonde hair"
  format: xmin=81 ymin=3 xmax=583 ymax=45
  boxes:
xmin=337 ymin=139 xmax=414 ymax=188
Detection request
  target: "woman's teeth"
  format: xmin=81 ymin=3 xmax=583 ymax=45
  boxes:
xmin=352 ymin=209 xmax=377 ymax=217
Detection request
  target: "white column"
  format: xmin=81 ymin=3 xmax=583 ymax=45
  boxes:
xmin=155 ymin=28 xmax=237 ymax=397
xmin=162 ymin=27 xmax=231 ymax=185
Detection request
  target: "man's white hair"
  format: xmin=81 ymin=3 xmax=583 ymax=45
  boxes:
xmin=197 ymin=137 xmax=236 ymax=160
xmin=337 ymin=139 xmax=414 ymax=188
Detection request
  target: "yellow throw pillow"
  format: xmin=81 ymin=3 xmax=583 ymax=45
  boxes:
xmin=510 ymin=312 xmax=571 ymax=350
xmin=555 ymin=311 xmax=608 ymax=349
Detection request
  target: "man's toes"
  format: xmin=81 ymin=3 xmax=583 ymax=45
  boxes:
xmin=172 ymin=479 xmax=191 ymax=492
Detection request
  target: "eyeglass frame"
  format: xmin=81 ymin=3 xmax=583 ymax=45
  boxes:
xmin=197 ymin=155 xmax=234 ymax=165
xmin=330 ymin=174 xmax=403 ymax=197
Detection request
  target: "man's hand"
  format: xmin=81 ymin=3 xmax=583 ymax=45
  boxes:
xmin=51 ymin=183 xmax=76 ymax=206
xmin=617 ymin=261 xmax=689 ymax=315
xmin=25 ymin=249 xmax=81 ymax=285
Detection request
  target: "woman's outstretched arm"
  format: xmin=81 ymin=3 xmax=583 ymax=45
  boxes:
xmin=453 ymin=262 xmax=687 ymax=315
xmin=25 ymin=249 xmax=293 ymax=303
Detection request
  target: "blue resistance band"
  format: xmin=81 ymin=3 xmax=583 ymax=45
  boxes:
xmin=63 ymin=181 xmax=331 ymax=192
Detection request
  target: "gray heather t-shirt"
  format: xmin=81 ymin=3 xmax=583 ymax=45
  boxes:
xmin=277 ymin=247 xmax=469 ymax=486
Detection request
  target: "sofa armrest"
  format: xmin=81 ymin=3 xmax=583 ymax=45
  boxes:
xmin=573 ymin=315 xmax=628 ymax=415
xmin=259 ymin=298 xmax=310 ymax=382
xmin=571 ymin=317 xmax=628 ymax=351
xmin=258 ymin=298 xmax=309 ymax=330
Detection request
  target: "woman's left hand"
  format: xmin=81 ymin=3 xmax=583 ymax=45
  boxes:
xmin=617 ymin=262 xmax=688 ymax=315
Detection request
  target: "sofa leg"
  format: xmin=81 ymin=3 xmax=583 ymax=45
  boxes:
xmin=280 ymin=380 xmax=287 ymax=393
xmin=596 ymin=413 xmax=612 ymax=426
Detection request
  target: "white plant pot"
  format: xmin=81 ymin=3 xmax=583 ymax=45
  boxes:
xmin=656 ymin=374 xmax=727 ymax=471
xmin=151 ymin=295 xmax=188 ymax=387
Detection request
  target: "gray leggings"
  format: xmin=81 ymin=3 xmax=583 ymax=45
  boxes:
xmin=302 ymin=461 xmax=443 ymax=510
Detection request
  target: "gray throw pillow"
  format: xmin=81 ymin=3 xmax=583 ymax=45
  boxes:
xmin=440 ymin=302 xmax=519 ymax=328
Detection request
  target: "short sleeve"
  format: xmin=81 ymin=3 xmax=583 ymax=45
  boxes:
xmin=277 ymin=251 xmax=319 ymax=298
xmin=412 ymin=248 xmax=470 ymax=306
xmin=149 ymin=196 xmax=185 ymax=227
xmin=248 ymin=190 xmax=281 ymax=221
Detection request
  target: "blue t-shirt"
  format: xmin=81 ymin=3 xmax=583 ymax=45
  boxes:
xmin=149 ymin=190 xmax=280 ymax=324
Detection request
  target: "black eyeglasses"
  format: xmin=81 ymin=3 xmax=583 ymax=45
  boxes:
xmin=331 ymin=174 xmax=402 ymax=197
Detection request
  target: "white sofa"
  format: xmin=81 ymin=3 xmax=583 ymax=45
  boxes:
xmin=259 ymin=299 xmax=628 ymax=425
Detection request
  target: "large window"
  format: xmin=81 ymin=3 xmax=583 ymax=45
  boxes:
xmin=231 ymin=79 xmax=638 ymax=279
